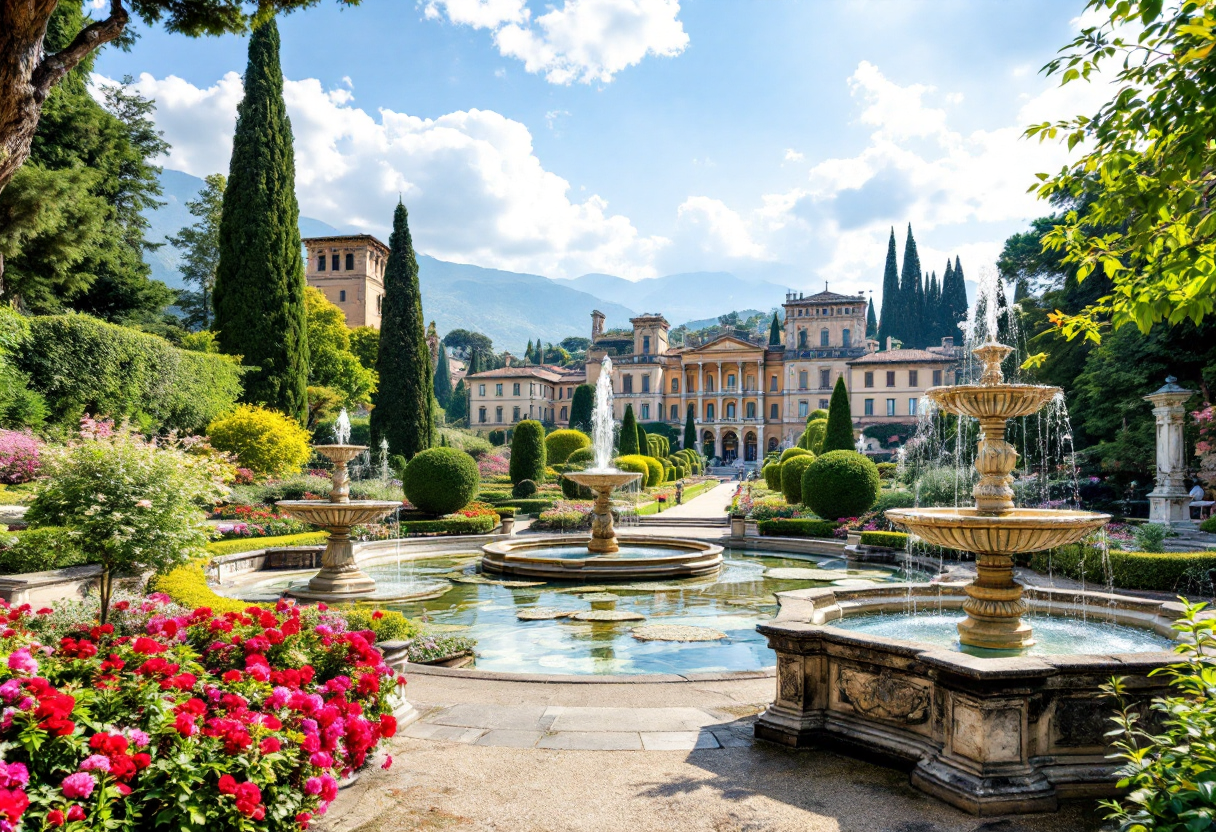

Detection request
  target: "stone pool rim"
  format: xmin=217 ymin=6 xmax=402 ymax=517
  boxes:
xmin=480 ymin=534 xmax=725 ymax=580
xmin=400 ymin=662 xmax=776 ymax=684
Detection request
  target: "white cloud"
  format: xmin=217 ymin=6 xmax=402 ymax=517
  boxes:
xmin=426 ymin=0 xmax=688 ymax=84
xmin=783 ymin=148 xmax=804 ymax=162
xmin=109 ymin=71 xmax=667 ymax=279
xmin=672 ymin=196 xmax=769 ymax=262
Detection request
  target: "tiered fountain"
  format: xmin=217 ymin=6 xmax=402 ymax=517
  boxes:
xmin=754 ymin=327 xmax=1182 ymax=815
xmin=276 ymin=412 xmax=402 ymax=601
xmin=481 ymin=356 xmax=723 ymax=580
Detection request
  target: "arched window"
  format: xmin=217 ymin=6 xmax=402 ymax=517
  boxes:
xmin=706 ymin=376 xmax=715 ymax=393
xmin=820 ymin=328 xmax=830 ymax=347
xmin=706 ymin=403 xmax=715 ymax=421
xmin=345 ymin=253 xmax=355 ymax=270
xmin=746 ymin=402 xmax=756 ymax=419
xmin=767 ymin=437 xmax=779 ymax=451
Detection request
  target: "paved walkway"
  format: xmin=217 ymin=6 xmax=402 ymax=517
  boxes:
xmin=651 ymin=480 xmax=738 ymax=520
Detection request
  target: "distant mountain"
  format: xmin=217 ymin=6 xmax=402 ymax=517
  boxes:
xmin=562 ymin=272 xmax=786 ymax=326
xmin=680 ymin=309 xmax=767 ymax=332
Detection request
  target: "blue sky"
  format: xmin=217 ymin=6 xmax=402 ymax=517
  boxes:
xmin=94 ymin=0 xmax=1106 ymax=298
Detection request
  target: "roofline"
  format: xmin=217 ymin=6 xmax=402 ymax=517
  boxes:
xmin=301 ymin=234 xmax=389 ymax=252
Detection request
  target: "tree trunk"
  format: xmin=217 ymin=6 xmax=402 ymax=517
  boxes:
xmin=0 ymin=0 xmax=129 ymax=193
xmin=98 ymin=566 xmax=113 ymax=624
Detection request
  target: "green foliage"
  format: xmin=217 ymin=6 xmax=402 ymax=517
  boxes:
xmin=876 ymin=462 xmax=898 ymax=479
xmin=340 ymin=608 xmax=417 ymax=642
xmin=545 ymin=428 xmax=590 ymax=464
xmin=613 ymin=455 xmax=650 ymax=481
xmin=206 ymin=532 xmax=327 ymax=557
xmin=802 ymin=451 xmax=881 ymax=520
xmin=491 ymin=498 xmax=557 ymax=515
xmin=304 ymin=286 xmax=375 ymax=407
xmin=509 ymin=420 xmax=546 ymax=484
xmin=445 ymin=379 xmax=468 ymax=426
xmin=148 ymin=559 xmax=246 ymax=614
xmin=208 ymin=404 xmax=312 ymax=477
xmin=213 ymin=20 xmax=309 ymax=422
xmin=1134 ymin=523 xmax=1169 ymax=554
xmin=402 ymin=447 xmax=479 ymax=516
xmin=768 ymin=312 xmax=782 ymax=345
xmin=912 ymin=466 xmax=973 ymax=507
xmin=641 ymin=456 xmax=663 ymax=488
xmin=757 ymin=519 xmax=840 ymax=538
xmin=168 ymin=173 xmax=225 ymax=329
xmin=822 ymin=376 xmax=856 ymax=452
xmin=780 ymin=454 xmax=816 ymax=505
xmin=763 ymin=461 xmax=781 ymax=490
xmin=349 ymin=326 xmax=379 ymax=371
xmin=780 ymin=447 xmax=811 ymax=463
xmin=433 ymin=345 xmax=453 ymax=408
xmin=512 ymin=479 xmax=538 ymax=498
xmin=567 ymin=446 xmax=596 ymax=466
xmin=1100 ymin=601 xmax=1216 ymax=830
xmin=1028 ymin=546 xmax=1216 ymax=593
xmin=635 ymin=421 xmax=648 ymax=461
xmin=400 ymin=515 xmax=495 ymax=535
xmin=370 ymin=201 xmax=434 ymax=457
xmin=27 ymin=424 xmax=227 ymax=620
xmin=19 ymin=314 xmax=242 ymax=433
xmin=684 ymin=403 xmax=696 ymax=451
xmin=799 ymin=418 xmax=827 ymax=452
xmin=1201 ymin=516 xmax=1216 ymax=534
xmin=569 ymin=384 xmax=594 ymax=433
xmin=877 ymin=228 xmax=900 ymax=349
xmin=1026 ymin=0 xmax=1216 ymax=343
xmin=619 ymin=404 xmax=639 ymax=455
xmin=807 ymin=409 xmax=828 ymax=423
xmin=0 ymin=526 xmax=90 ymax=574
xmin=860 ymin=531 xmax=908 ymax=549
xmin=871 ymin=488 xmax=916 ymax=516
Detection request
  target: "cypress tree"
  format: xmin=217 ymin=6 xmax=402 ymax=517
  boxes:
xmin=945 ymin=256 xmax=969 ymax=341
xmin=569 ymin=384 xmax=594 ymax=433
xmin=446 ymin=379 xmax=468 ymax=424
xmin=768 ymin=312 xmax=782 ymax=346
xmin=821 ymin=376 xmax=856 ymax=453
xmin=897 ymin=225 xmax=922 ymax=349
xmin=877 ymin=227 xmax=900 ymax=348
xmin=925 ymin=271 xmax=940 ymax=345
xmin=369 ymin=201 xmax=433 ymax=458
xmin=467 ymin=349 xmax=483 ymax=377
xmin=509 ymin=420 xmax=546 ymax=484
xmin=619 ymin=404 xmax=639 ymax=455
xmin=684 ymin=403 xmax=697 ymax=451
xmin=938 ymin=260 xmax=955 ymax=343
xmin=213 ymin=19 xmax=309 ymax=422
xmin=433 ymin=343 xmax=453 ymax=408
xmin=866 ymin=297 xmax=877 ymax=339
xmin=636 ymin=421 xmax=648 ymax=459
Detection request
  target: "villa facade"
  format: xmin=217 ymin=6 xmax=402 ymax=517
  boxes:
xmin=467 ymin=288 xmax=960 ymax=462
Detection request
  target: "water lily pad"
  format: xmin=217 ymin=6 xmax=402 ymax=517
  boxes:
xmin=570 ymin=610 xmax=646 ymax=622
xmin=516 ymin=608 xmax=577 ymax=620
xmin=631 ymin=624 xmax=726 ymax=642
xmin=446 ymin=573 xmax=546 ymax=588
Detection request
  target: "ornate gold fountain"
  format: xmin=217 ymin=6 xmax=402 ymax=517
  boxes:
xmin=886 ymin=341 xmax=1110 ymax=650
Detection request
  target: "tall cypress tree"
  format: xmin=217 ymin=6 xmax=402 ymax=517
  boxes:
xmin=866 ymin=297 xmax=878 ymax=339
xmin=433 ymin=343 xmax=453 ymax=408
xmin=213 ymin=19 xmax=309 ymax=422
xmin=877 ymin=228 xmax=900 ymax=348
xmin=945 ymin=256 xmax=969 ymax=341
xmin=897 ymin=225 xmax=923 ymax=349
xmin=925 ymin=271 xmax=940 ymax=345
xmin=684 ymin=403 xmax=697 ymax=451
xmin=569 ymin=384 xmax=594 ymax=433
xmin=619 ymin=404 xmax=639 ymax=455
xmin=938 ymin=260 xmax=955 ymax=343
xmin=466 ymin=349 xmax=483 ymax=377
xmin=768 ymin=312 xmax=782 ymax=346
xmin=370 ymin=201 xmax=433 ymax=457
xmin=821 ymin=376 xmax=856 ymax=453
xmin=636 ymin=421 xmax=648 ymax=459
xmin=445 ymin=379 xmax=468 ymax=425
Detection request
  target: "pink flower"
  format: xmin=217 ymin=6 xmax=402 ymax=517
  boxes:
xmin=382 ymin=755 xmax=393 ymax=770
xmin=304 ymin=777 xmax=323 ymax=796
xmin=80 ymin=755 xmax=111 ymax=772
xmin=6 ymin=649 xmax=37 ymax=675
xmin=61 ymin=772 xmax=96 ymax=800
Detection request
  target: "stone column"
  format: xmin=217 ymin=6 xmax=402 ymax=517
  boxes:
xmin=1144 ymin=376 xmax=1196 ymax=525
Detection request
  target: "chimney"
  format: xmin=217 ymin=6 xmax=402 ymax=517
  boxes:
xmin=504 ymin=353 xmax=513 ymax=367
xmin=885 ymin=337 xmax=894 ymax=351
xmin=941 ymin=336 xmax=954 ymax=349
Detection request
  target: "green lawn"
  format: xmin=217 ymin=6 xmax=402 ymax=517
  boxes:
xmin=634 ymin=479 xmax=717 ymax=515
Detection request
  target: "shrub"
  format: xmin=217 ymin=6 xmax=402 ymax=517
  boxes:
xmin=19 ymin=313 xmax=242 ymax=433
xmin=613 ymin=455 xmax=650 ymax=483
xmin=0 ymin=527 xmax=90 ymax=574
xmin=0 ymin=429 xmax=40 ymax=484
xmin=780 ymin=454 xmax=816 ymax=505
xmin=807 ymin=408 xmax=828 ymax=423
xmin=567 ymin=446 xmax=596 ymax=466
xmin=1201 ymin=515 xmax=1216 ymax=534
xmin=341 ymin=607 xmax=418 ymax=642
xmin=492 ymin=498 xmax=556 ymax=515
xmin=493 ymin=506 xmax=515 ymax=519
xmin=872 ymin=488 xmax=916 ymax=517
xmin=1133 ymin=522 xmax=1168 ymax=553
xmin=231 ymin=475 xmax=334 ymax=505
xmin=758 ymin=518 xmax=840 ymax=538
xmin=148 ymin=559 xmax=247 ymax=613
xmin=208 ymin=405 xmax=313 ymax=477
xmin=399 ymin=515 xmax=495 ymax=535
xmin=860 ymin=531 xmax=909 ymax=549
xmin=545 ymin=429 xmax=591 ymax=464
xmin=763 ymin=462 xmax=781 ymax=490
xmin=488 ymin=429 xmax=507 ymax=446
xmin=876 ymin=462 xmax=898 ymax=479
xmin=206 ymin=532 xmax=328 ymax=557
xmin=509 ymin=420 xmax=546 ymax=484
xmin=912 ymin=466 xmax=973 ymax=507
xmin=1027 ymin=545 xmax=1216 ymax=592
xmin=799 ymin=419 xmax=827 ymax=453
xmin=821 ymin=376 xmax=855 ymax=453
xmin=780 ymin=447 xmax=811 ymax=463
xmin=642 ymin=456 xmax=663 ymax=488
xmin=802 ymin=451 xmax=881 ymax=521
xmin=512 ymin=479 xmax=538 ymax=498
xmin=403 ymin=447 xmax=480 ymax=516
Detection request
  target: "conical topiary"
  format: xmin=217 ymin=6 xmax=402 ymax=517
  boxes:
xmin=821 ymin=376 xmax=855 ymax=453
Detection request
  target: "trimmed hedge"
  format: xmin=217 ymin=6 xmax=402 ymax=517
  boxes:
xmin=763 ymin=462 xmax=781 ymax=490
xmin=876 ymin=462 xmax=898 ymax=479
xmin=801 ymin=450 xmax=881 ymax=521
xmin=758 ymin=518 xmax=840 ymax=538
xmin=493 ymin=498 xmax=557 ymax=515
xmin=780 ymin=447 xmax=811 ymax=463
xmin=1027 ymin=545 xmax=1216 ymax=592
xmin=642 ymin=456 xmax=663 ymax=488
xmin=567 ymin=447 xmax=596 ymax=466
xmin=860 ymin=531 xmax=909 ymax=549
xmin=780 ymin=454 xmax=816 ymax=505
xmin=545 ymin=429 xmax=591 ymax=464
xmin=477 ymin=490 xmax=512 ymax=502
xmin=19 ymin=314 xmax=243 ymax=433
xmin=1201 ymin=515 xmax=1216 ymax=534
xmin=493 ymin=506 xmax=515 ymax=519
xmin=0 ymin=526 xmax=90 ymax=574
xmin=613 ymin=455 xmax=650 ymax=482
xmin=403 ymin=447 xmax=480 ymax=516
xmin=512 ymin=479 xmax=538 ymax=498
xmin=206 ymin=532 xmax=328 ymax=557
xmin=510 ymin=420 xmax=546 ymax=484
xmin=400 ymin=515 xmax=495 ymax=535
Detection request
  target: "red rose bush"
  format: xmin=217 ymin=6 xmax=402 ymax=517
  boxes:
xmin=0 ymin=594 xmax=402 ymax=830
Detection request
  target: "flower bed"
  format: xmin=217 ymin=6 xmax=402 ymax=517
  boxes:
xmin=406 ymin=634 xmax=476 ymax=664
xmin=0 ymin=593 xmax=401 ymax=830
xmin=532 ymin=501 xmax=594 ymax=531
xmin=212 ymin=504 xmax=312 ymax=539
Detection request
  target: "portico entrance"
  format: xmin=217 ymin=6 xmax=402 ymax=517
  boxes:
xmin=722 ymin=431 xmax=739 ymax=463
xmin=744 ymin=431 xmax=757 ymax=462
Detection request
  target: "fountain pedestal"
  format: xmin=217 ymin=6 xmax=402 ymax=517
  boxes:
xmin=575 ymin=472 xmax=640 ymax=554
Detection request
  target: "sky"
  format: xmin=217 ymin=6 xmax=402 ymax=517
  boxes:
xmin=92 ymin=0 xmax=1116 ymax=301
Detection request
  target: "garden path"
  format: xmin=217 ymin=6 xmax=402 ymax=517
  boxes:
xmin=652 ymin=480 xmax=736 ymax=520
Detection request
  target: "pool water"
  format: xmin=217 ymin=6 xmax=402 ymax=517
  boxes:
xmin=835 ymin=611 xmax=1176 ymax=658
xmin=373 ymin=550 xmax=914 ymax=676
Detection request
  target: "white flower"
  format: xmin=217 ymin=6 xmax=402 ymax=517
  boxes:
xmin=135 ymin=500 xmax=152 ymax=509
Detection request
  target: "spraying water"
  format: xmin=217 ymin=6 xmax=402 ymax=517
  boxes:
xmin=379 ymin=437 xmax=390 ymax=481
xmin=333 ymin=409 xmax=352 ymax=445
xmin=590 ymin=356 xmax=618 ymax=471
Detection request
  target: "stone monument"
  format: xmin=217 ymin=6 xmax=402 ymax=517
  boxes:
xmin=1144 ymin=376 xmax=1196 ymax=526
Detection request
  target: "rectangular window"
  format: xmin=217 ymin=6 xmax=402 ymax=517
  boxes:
xmin=909 ymin=370 xmax=919 ymax=387
xmin=641 ymin=404 xmax=650 ymax=420
xmin=478 ymin=384 xmax=485 ymax=396
xmin=513 ymin=382 xmax=521 ymax=396
xmin=820 ymin=369 xmax=830 ymax=389
xmin=560 ymin=406 xmax=568 ymax=420
xmin=642 ymin=335 xmax=651 ymax=354
xmin=908 ymin=398 xmax=918 ymax=416
xmin=670 ymin=404 xmax=678 ymax=420
xmin=671 ymin=378 xmax=679 ymax=393
xmin=568 ymin=387 xmax=573 ymax=398
xmin=819 ymin=399 xmax=829 ymax=409
xmin=512 ymin=406 xmax=520 ymax=422
xmin=864 ymin=398 xmax=874 ymax=416
xmin=864 ymin=371 xmax=874 ymax=388
xmin=642 ymin=376 xmax=650 ymax=393
xmin=339 ymin=290 xmax=346 ymax=302
xmin=706 ymin=403 xmax=715 ymax=420
xmin=495 ymin=383 xmax=503 ymax=397
xmin=886 ymin=399 xmax=896 ymax=417
xmin=769 ymin=403 xmax=779 ymax=420
xmin=623 ymin=375 xmax=633 ymax=393
xmin=820 ymin=329 xmax=829 ymax=347
xmin=769 ymin=376 xmax=778 ymax=392
xmin=798 ymin=370 xmax=808 ymax=389
xmin=345 ymin=253 xmax=354 ymax=270
xmin=886 ymin=371 xmax=896 ymax=387
xmin=317 ymin=255 xmax=326 ymax=271
xmin=843 ymin=328 xmax=851 ymax=348
xmin=479 ymin=408 xmax=487 ymax=423
xmin=331 ymin=254 xmax=339 ymax=271
xmin=932 ymin=370 xmax=942 ymax=386
xmin=746 ymin=402 xmax=756 ymax=419
xmin=798 ymin=401 xmax=809 ymax=418
xmin=727 ymin=374 xmax=736 ymax=389
xmin=496 ymin=407 xmax=503 ymax=423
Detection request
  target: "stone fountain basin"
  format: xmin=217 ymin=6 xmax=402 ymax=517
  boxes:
xmin=754 ymin=582 xmax=1183 ymax=816
xmin=565 ymin=470 xmax=644 ymax=489
xmin=927 ymin=383 xmax=1060 ymax=420
xmin=276 ymin=500 xmax=401 ymax=528
xmin=884 ymin=507 xmax=1110 ymax=555
xmin=481 ymin=535 xmax=723 ymax=580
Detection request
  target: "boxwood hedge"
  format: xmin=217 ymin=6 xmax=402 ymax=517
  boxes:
xmin=757 ymin=519 xmax=840 ymax=538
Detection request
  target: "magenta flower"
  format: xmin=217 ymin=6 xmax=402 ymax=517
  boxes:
xmin=61 ymin=772 xmax=96 ymax=800
xmin=80 ymin=755 xmax=111 ymax=772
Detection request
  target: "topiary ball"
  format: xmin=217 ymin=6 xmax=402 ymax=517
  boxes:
xmin=780 ymin=447 xmax=811 ymax=463
xmin=545 ymin=429 xmax=591 ymax=464
xmin=612 ymin=455 xmax=650 ymax=483
xmin=801 ymin=450 xmax=881 ymax=521
xmin=567 ymin=446 xmax=596 ymax=466
xmin=780 ymin=454 xmax=816 ymax=505
xmin=403 ymin=448 xmax=480 ymax=516
xmin=512 ymin=479 xmax=538 ymax=498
